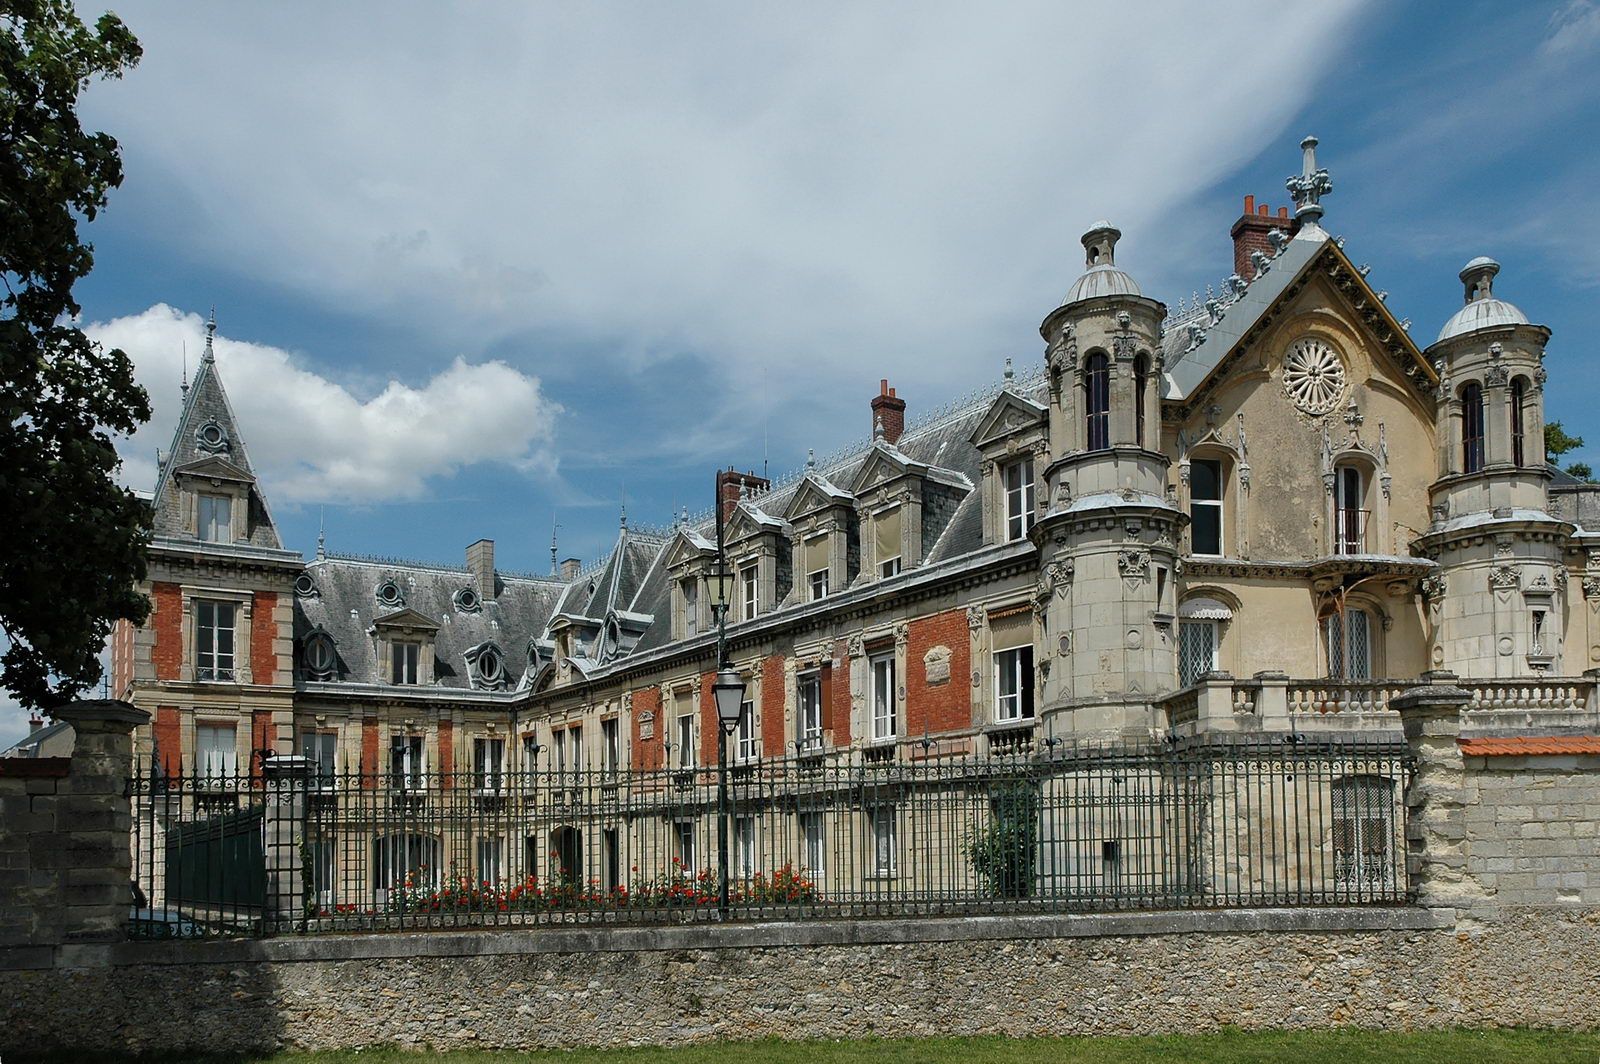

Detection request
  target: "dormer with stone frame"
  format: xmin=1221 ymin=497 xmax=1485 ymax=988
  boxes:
xmin=784 ymin=461 xmax=858 ymax=603
xmin=970 ymin=384 xmax=1049 ymax=547
xmin=663 ymin=527 xmax=717 ymax=640
xmin=724 ymin=499 xmax=792 ymax=621
xmin=849 ymin=439 xmax=972 ymax=583
xmin=371 ymin=607 xmax=440 ymax=687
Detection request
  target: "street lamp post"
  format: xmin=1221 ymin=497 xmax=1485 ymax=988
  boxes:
xmin=710 ymin=474 xmax=748 ymax=920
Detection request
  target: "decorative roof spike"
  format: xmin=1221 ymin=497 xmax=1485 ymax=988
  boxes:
xmin=1357 ymin=263 xmax=1372 ymax=278
xmin=1225 ymin=273 xmax=1244 ymax=297
xmin=873 ymin=411 xmax=885 ymax=441
xmin=1376 ymin=290 xmax=1389 ymax=302
xmin=1003 ymin=356 xmax=1014 ymax=382
xmin=316 ymin=508 xmax=326 ymax=560
xmin=1286 ymin=135 xmax=1332 ymax=225
xmin=806 ymin=448 xmax=816 ymax=471
xmin=202 ymin=305 xmax=217 ymax=363
xmin=1250 ymin=249 xmax=1270 ymax=278
xmin=1267 ymin=228 xmax=1288 ymax=254
xmin=180 ymin=340 xmax=188 ymax=398
xmin=1400 ymin=318 xmax=1412 ymax=332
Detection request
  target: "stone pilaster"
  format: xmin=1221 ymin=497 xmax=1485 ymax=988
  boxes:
xmin=1391 ymin=674 xmax=1489 ymax=914
xmin=262 ymin=754 xmax=316 ymax=933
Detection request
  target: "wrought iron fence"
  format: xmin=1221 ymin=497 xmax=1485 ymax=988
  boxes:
xmin=127 ymin=736 xmax=1412 ymax=938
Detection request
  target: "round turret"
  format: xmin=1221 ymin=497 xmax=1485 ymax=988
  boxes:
xmin=1061 ymin=222 xmax=1141 ymax=305
xmin=1435 ymin=257 xmax=1531 ymax=344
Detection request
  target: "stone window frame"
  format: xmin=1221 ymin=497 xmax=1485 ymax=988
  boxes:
xmin=180 ymin=584 xmax=254 ymax=685
xmin=971 ymin=394 xmax=1048 ymax=548
xmin=176 ymin=472 xmax=248 ymax=546
xmin=969 ymin=599 xmax=1039 ymax=734
xmin=1317 ymin=593 xmax=1388 ymax=681
xmin=785 ymin=479 xmax=856 ymax=603
xmin=373 ymin=614 xmax=437 ymax=688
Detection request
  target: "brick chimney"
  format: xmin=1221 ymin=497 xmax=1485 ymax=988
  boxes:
xmin=28 ymin=716 xmax=43 ymax=734
xmin=870 ymin=379 xmax=906 ymax=445
xmin=1230 ymin=195 xmax=1295 ymax=280
xmin=717 ymin=467 xmax=771 ymax=523
xmin=559 ymin=557 xmax=582 ymax=581
xmin=466 ymin=539 xmax=496 ymax=601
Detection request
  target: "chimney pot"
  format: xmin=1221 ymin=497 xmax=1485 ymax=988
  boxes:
xmin=870 ymin=378 xmax=908 ymax=445
xmin=1243 ymin=194 xmax=1255 ymax=214
xmin=1231 ymin=199 xmax=1299 ymax=283
xmin=559 ymin=557 xmax=582 ymax=581
xmin=717 ymin=468 xmax=771 ymax=522
xmin=29 ymin=716 xmax=43 ymax=734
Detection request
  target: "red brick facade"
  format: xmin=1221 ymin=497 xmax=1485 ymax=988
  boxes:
xmin=360 ymin=717 xmax=379 ymax=785
xmin=251 ymin=710 xmax=273 ymax=781
xmin=151 ymin=582 xmax=182 ymax=681
xmin=698 ymin=671 xmax=717 ymax=766
xmin=906 ymin=608 xmax=971 ymax=736
xmin=251 ymin=591 xmax=278 ymax=685
xmin=761 ymin=654 xmax=786 ymax=757
xmin=632 ymin=687 xmax=663 ymax=770
xmin=438 ymin=719 xmax=454 ymax=785
xmin=1230 ymin=195 xmax=1294 ymax=280
xmin=830 ymin=640 xmax=852 ymax=747
xmin=109 ymin=618 xmax=134 ymax=698
xmin=154 ymin=705 xmax=181 ymax=775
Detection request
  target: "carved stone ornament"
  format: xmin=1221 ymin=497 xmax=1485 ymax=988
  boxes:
xmin=638 ymin=710 xmax=655 ymax=740
xmin=1282 ymin=337 xmax=1346 ymax=416
xmin=1037 ymin=559 xmax=1073 ymax=600
xmin=1421 ymin=572 xmax=1446 ymax=602
xmin=1583 ymin=576 xmax=1600 ymax=600
xmin=195 ymin=418 xmax=231 ymax=455
xmin=1485 ymin=363 xmax=1509 ymax=388
xmin=967 ymin=606 xmax=984 ymax=631
xmin=847 ymin=633 xmax=864 ymax=657
xmin=1118 ymin=549 xmax=1150 ymax=580
xmin=1488 ymin=564 xmax=1521 ymax=591
xmin=1112 ymin=332 xmax=1138 ymax=361
xmin=894 ymin=622 xmax=909 ymax=650
xmin=923 ymin=645 xmax=951 ymax=686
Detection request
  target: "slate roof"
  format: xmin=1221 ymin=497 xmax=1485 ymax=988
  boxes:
xmin=294 ymin=556 xmax=566 ymax=689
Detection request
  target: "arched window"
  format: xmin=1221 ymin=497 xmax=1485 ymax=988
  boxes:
xmin=1510 ymin=377 xmax=1526 ymax=467
xmin=1334 ymin=464 xmax=1366 ymax=554
xmin=1331 ymin=775 xmax=1397 ymax=890
xmin=1323 ymin=606 xmax=1374 ymax=679
xmin=1133 ymin=354 xmax=1149 ymax=446
xmin=1461 ymin=381 xmax=1485 ymax=473
xmin=1084 ymin=353 xmax=1110 ymax=451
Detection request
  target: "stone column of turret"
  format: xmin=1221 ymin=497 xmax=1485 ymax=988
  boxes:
xmin=1414 ymin=258 xmax=1572 ymax=678
xmin=1034 ymin=223 xmax=1184 ymax=737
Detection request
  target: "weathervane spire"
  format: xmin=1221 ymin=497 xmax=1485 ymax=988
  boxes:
xmin=202 ymin=305 xmax=217 ymax=364
xmin=1286 ymin=135 xmax=1332 ymax=226
xmin=316 ymin=508 xmax=326 ymax=560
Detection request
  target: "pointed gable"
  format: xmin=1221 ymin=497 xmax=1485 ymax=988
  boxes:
xmin=784 ymin=471 xmax=854 ymax=522
xmin=969 ymin=390 xmax=1048 ymax=449
xmin=151 ymin=324 xmax=284 ymax=550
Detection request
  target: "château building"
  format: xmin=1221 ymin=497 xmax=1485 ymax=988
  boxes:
xmin=109 ymin=138 xmax=1600 ymax=898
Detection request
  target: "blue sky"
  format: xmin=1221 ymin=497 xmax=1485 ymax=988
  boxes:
xmin=3 ymin=2 xmax=1599 ymax=745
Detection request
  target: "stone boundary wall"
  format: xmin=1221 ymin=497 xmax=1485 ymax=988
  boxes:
xmin=4 ymin=907 xmax=1600 ymax=1056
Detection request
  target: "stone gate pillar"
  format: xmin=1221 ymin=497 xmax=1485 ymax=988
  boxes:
xmin=1391 ymin=673 xmax=1488 ymax=913
xmin=262 ymin=753 xmax=315 ymax=933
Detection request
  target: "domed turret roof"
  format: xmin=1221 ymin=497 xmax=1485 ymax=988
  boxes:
xmin=1061 ymin=222 xmax=1141 ymax=305
xmin=1436 ymin=257 xmax=1531 ymax=343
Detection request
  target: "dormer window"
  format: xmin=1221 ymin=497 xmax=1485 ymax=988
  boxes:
xmin=681 ymin=578 xmax=699 ymax=636
xmin=802 ymin=533 xmax=830 ymax=601
xmin=294 ymin=572 xmax=318 ymax=597
xmin=809 ymin=567 xmax=830 ymax=600
xmin=874 ymin=505 xmax=903 ymax=578
xmin=198 ymin=493 xmax=232 ymax=543
xmin=453 ymin=586 xmax=481 ymax=613
xmin=302 ymin=630 xmax=337 ymax=681
xmin=392 ymin=642 xmax=420 ymax=685
xmin=1003 ymin=458 xmax=1036 ymax=542
xmin=740 ymin=564 xmax=759 ymax=621
xmin=377 ymin=579 xmax=404 ymax=608
xmin=476 ymin=644 xmax=506 ymax=689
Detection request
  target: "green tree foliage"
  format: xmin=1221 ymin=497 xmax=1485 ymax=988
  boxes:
xmin=965 ymin=779 xmax=1041 ymax=898
xmin=1545 ymin=422 xmax=1594 ymax=482
xmin=1 ymin=1 xmax=147 ymax=710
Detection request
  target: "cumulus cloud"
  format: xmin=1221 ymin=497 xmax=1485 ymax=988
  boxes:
xmin=88 ymin=305 xmax=561 ymax=504
xmin=83 ymin=1 xmax=1375 ymax=457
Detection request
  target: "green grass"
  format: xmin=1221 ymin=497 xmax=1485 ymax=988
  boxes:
xmin=46 ymin=1029 xmax=1600 ymax=1064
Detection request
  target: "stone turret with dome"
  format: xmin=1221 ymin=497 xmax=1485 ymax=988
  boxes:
xmin=1436 ymin=257 xmax=1533 ymax=344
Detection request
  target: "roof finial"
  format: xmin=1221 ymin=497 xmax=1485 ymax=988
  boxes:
xmin=806 ymin=447 xmax=816 ymax=471
xmin=202 ymin=306 xmax=217 ymax=364
xmin=619 ymin=482 xmax=627 ymax=529
xmin=316 ymin=508 xmax=326 ymax=560
xmin=1003 ymin=356 xmax=1014 ymax=382
xmin=180 ymin=339 xmax=189 ymax=398
xmin=873 ymin=411 xmax=885 ymax=441
xmin=1286 ymin=135 xmax=1332 ymax=226
xmin=549 ymin=516 xmax=560 ymax=577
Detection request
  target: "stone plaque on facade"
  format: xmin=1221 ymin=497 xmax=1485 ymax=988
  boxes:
xmin=923 ymin=645 xmax=951 ymax=686
xmin=638 ymin=711 xmax=655 ymax=740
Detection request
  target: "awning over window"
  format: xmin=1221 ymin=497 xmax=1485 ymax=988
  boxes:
xmin=1179 ymin=596 xmax=1233 ymax=621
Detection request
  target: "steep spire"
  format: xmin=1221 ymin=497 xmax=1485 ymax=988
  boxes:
xmin=316 ymin=508 xmax=326 ymax=560
xmin=549 ymin=517 xmax=560 ymax=577
xmin=202 ymin=306 xmax=217 ymax=364
xmin=1286 ymin=135 xmax=1332 ymax=226
xmin=180 ymin=340 xmax=189 ymax=399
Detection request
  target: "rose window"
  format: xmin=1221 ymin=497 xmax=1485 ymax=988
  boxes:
xmin=1282 ymin=338 xmax=1346 ymax=415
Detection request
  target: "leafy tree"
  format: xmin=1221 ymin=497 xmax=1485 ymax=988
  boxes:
xmin=965 ymin=780 xmax=1040 ymax=898
xmin=1 ymin=2 xmax=147 ymax=711
xmin=1545 ymin=422 xmax=1594 ymax=482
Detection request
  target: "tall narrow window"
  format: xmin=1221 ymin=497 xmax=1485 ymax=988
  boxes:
xmin=674 ymin=820 xmax=696 ymax=872
xmin=1324 ymin=608 xmax=1373 ymax=680
xmin=676 ymin=714 xmax=695 ymax=769
xmin=1084 ymin=353 xmax=1110 ymax=451
xmin=1332 ymin=775 xmax=1395 ymax=889
xmin=476 ymin=837 xmax=504 ymax=884
xmin=391 ymin=642 xmax=420 ymax=685
xmin=800 ymin=811 xmax=826 ymax=885
xmin=474 ymin=737 xmax=505 ymax=791
xmin=681 ymin=578 xmax=699 ymax=636
xmin=735 ymin=698 xmax=759 ymax=762
xmin=870 ymin=803 xmax=897 ymax=876
xmin=300 ymin=731 xmax=337 ymax=787
xmin=1134 ymin=354 xmax=1149 ymax=446
xmin=601 ymin=718 xmax=620 ymax=776
xmin=1190 ymin=459 xmax=1223 ymax=556
xmin=1003 ymin=458 xmax=1036 ymax=542
xmin=994 ymin=645 xmax=1035 ymax=722
xmin=1462 ymin=381 xmax=1486 ymax=473
xmin=871 ymin=654 xmax=897 ymax=741
xmin=1511 ymin=378 xmax=1526 ymax=467
xmin=798 ymin=673 xmax=823 ymax=751
xmin=550 ymin=728 xmax=566 ymax=775
xmin=875 ymin=505 xmax=903 ymax=578
xmin=734 ymin=816 xmax=756 ymax=879
xmin=740 ymin=564 xmax=759 ymax=621
xmin=197 ymin=493 xmax=232 ymax=543
xmin=602 ymin=828 xmax=621 ymax=891
xmin=1335 ymin=466 xmax=1365 ymax=554
xmin=804 ymin=534 xmax=830 ymax=600
xmin=195 ymin=600 xmax=236 ymax=681
xmin=1178 ymin=620 xmax=1217 ymax=686
xmin=390 ymin=735 xmax=424 ymax=790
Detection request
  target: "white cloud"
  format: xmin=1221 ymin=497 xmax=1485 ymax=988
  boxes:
xmin=1542 ymin=1 xmax=1600 ymax=57
xmin=83 ymin=1 xmax=1376 ymax=456
xmin=88 ymin=305 xmax=561 ymax=504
